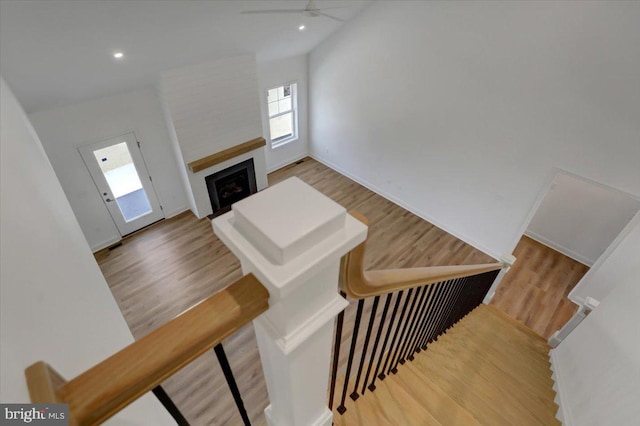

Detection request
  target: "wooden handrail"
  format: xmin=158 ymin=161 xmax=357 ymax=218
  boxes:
xmin=25 ymin=274 xmax=269 ymax=426
xmin=339 ymin=212 xmax=504 ymax=298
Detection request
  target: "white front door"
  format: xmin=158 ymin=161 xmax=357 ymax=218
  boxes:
xmin=79 ymin=133 xmax=164 ymax=236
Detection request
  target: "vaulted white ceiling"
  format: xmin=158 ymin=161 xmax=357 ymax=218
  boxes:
xmin=0 ymin=0 xmax=369 ymax=113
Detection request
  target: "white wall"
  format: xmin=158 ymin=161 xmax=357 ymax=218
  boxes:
xmin=526 ymin=172 xmax=640 ymax=266
xmin=308 ymin=1 xmax=640 ymax=259
xmin=160 ymin=55 xmax=267 ymax=218
xmin=157 ymin=83 xmax=199 ymax=215
xmin=551 ymin=218 xmax=640 ymax=425
xmin=0 ymin=77 xmax=173 ymax=424
xmin=568 ymin=211 xmax=640 ymax=304
xmin=258 ymin=55 xmax=310 ymax=172
xmin=29 ymin=87 xmax=189 ymax=251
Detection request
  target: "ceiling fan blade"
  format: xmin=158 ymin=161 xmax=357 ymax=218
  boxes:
xmin=316 ymin=12 xmax=345 ymax=22
xmin=241 ymin=9 xmax=305 ymax=15
xmin=316 ymin=6 xmax=352 ymax=11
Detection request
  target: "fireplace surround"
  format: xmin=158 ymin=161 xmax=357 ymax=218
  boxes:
xmin=205 ymin=158 xmax=257 ymax=218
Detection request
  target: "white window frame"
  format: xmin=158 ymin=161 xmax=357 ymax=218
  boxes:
xmin=266 ymin=82 xmax=298 ymax=148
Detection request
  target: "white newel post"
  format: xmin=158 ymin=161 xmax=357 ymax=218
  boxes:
xmin=212 ymin=177 xmax=368 ymax=426
xmin=482 ymin=253 xmax=517 ymax=304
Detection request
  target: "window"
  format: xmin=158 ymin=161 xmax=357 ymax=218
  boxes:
xmin=267 ymin=83 xmax=297 ymax=147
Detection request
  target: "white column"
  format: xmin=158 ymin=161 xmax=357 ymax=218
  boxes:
xmin=482 ymin=253 xmax=517 ymax=304
xmin=212 ymin=177 xmax=367 ymax=426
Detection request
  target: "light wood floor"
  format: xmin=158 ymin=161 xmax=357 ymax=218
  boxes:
xmin=95 ymin=157 xmax=579 ymax=424
xmin=490 ymin=236 xmax=589 ymax=338
xmin=333 ymin=304 xmax=560 ymax=426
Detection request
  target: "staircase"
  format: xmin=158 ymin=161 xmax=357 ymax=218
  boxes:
xmin=333 ymin=305 xmax=560 ymax=426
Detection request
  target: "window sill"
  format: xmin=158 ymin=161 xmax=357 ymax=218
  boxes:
xmin=270 ymin=136 xmax=298 ymax=149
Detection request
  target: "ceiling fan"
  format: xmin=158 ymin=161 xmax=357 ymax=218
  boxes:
xmin=241 ymin=0 xmax=348 ymax=22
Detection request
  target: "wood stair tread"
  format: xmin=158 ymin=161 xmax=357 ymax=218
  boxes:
xmin=422 ymin=339 xmax=560 ymax=421
xmin=453 ymin=312 xmax=552 ymax=364
xmin=433 ymin=327 xmax=555 ymax=391
xmin=483 ymin=304 xmax=549 ymax=342
xmin=386 ymin=364 xmax=482 ymax=426
xmin=332 ymin=304 xmax=560 ymax=426
xmin=332 ymin=376 xmax=441 ymax=426
xmin=413 ymin=350 xmax=554 ymax=425
xmin=404 ymin=357 xmax=514 ymax=426
xmin=442 ymin=321 xmax=553 ymax=375
xmin=463 ymin=305 xmax=551 ymax=351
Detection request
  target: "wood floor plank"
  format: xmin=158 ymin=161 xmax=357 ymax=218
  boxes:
xmin=490 ymin=236 xmax=589 ymax=338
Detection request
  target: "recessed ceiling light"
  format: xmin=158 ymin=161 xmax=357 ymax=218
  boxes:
xmin=113 ymin=52 xmax=124 ymax=59
xmin=298 ymin=25 xmax=305 ymax=31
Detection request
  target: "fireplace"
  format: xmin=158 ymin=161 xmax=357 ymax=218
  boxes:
xmin=205 ymin=158 xmax=257 ymax=218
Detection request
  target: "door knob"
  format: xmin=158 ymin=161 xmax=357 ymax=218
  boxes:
xmin=105 ymin=198 xmax=113 ymax=202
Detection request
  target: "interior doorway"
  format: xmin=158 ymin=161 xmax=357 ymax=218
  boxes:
xmin=79 ymin=132 xmax=164 ymax=236
xmin=492 ymin=170 xmax=640 ymax=338
xmin=524 ymin=171 xmax=640 ymax=267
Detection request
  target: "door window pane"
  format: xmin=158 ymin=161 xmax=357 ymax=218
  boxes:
xmin=93 ymin=142 xmax=152 ymax=222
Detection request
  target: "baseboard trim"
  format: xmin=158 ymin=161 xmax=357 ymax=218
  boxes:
xmin=91 ymin=236 xmax=122 ymax=253
xmin=164 ymin=206 xmax=190 ymax=219
xmin=267 ymin=153 xmax=310 ymax=174
xmin=524 ymin=230 xmax=593 ymax=266
xmin=550 ymin=349 xmax=573 ymax=426
xmin=309 ymin=153 xmax=500 ymax=260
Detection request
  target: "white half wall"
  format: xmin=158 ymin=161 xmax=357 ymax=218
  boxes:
xmin=29 ymin=86 xmax=189 ymax=251
xmin=0 ymin=77 xmax=173 ymax=424
xmin=526 ymin=172 xmax=640 ymax=266
xmin=258 ymin=55 xmax=310 ymax=172
xmin=308 ymin=1 xmax=640 ymax=259
xmin=551 ymin=217 xmax=640 ymax=425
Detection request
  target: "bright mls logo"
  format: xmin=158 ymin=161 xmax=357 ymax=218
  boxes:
xmin=0 ymin=404 xmax=68 ymax=425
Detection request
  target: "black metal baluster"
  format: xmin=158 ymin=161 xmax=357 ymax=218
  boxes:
xmin=421 ymin=278 xmax=458 ymax=350
xmin=458 ymin=274 xmax=483 ymax=320
xmin=383 ymin=288 xmax=413 ymax=376
xmin=411 ymin=282 xmax=442 ymax=357
xmin=444 ymin=277 xmax=470 ymax=333
xmin=457 ymin=276 xmax=477 ymax=320
xmin=407 ymin=283 xmax=437 ymax=361
xmin=414 ymin=282 xmax=446 ymax=354
xmin=363 ymin=293 xmax=393 ymax=394
xmin=152 ymin=386 xmax=190 ymax=426
xmin=214 ymin=343 xmax=251 ymax=426
xmin=448 ymin=280 xmax=469 ymax=327
xmin=398 ymin=284 xmax=430 ymax=365
xmin=426 ymin=277 xmax=463 ymax=347
xmin=389 ymin=286 xmax=422 ymax=373
xmin=350 ymin=296 xmax=379 ymax=401
xmin=415 ymin=281 xmax=448 ymax=352
xmin=437 ymin=276 xmax=468 ymax=337
xmin=434 ymin=277 xmax=466 ymax=338
xmin=328 ymin=291 xmax=347 ymax=411
xmin=374 ymin=291 xmax=404 ymax=382
xmin=337 ymin=299 xmax=364 ymax=414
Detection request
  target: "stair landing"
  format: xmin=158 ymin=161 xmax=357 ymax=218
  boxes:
xmin=333 ymin=304 xmax=560 ymax=426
